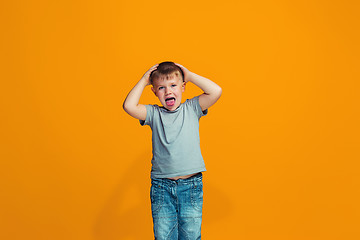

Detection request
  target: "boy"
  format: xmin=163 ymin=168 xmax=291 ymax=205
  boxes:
xmin=123 ymin=61 xmax=222 ymax=239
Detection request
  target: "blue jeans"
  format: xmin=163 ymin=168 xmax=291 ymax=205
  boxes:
xmin=150 ymin=173 xmax=203 ymax=240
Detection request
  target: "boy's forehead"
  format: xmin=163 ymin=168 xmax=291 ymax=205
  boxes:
xmin=152 ymin=74 xmax=182 ymax=85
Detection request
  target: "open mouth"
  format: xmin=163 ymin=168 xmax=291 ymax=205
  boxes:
xmin=165 ymin=97 xmax=176 ymax=106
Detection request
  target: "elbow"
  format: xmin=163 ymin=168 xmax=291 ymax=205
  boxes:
xmin=206 ymin=86 xmax=222 ymax=101
xmin=216 ymin=86 xmax=222 ymax=99
xmin=123 ymin=101 xmax=131 ymax=114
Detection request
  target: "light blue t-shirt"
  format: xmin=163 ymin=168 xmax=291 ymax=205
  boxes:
xmin=140 ymin=96 xmax=208 ymax=178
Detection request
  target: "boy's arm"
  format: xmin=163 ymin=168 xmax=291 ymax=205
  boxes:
xmin=176 ymin=64 xmax=222 ymax=111
xmin=123 ymin=64 xmax=158 ymax=120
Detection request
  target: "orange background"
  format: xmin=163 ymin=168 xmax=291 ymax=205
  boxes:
xmin=1 ymin=0 xmax=359 ymax=239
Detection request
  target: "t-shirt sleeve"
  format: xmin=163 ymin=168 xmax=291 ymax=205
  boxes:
xmin=139 ymin=104 xmax=154 ymax=126
xmin=187 ymin=96 xmax=208 ymax=119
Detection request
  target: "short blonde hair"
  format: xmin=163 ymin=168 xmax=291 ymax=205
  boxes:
xmin=149 ymin=61 xmax=184 ymax=84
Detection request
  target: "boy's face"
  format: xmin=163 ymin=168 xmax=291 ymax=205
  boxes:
xmin=151 ymin=74 xmax=185 ymax=111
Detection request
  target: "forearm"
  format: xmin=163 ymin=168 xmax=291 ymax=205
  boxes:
xmin=123 ymin=64 xmax=158 ymax=119
xmin=188 ymin=72 xmax=222 ymax=97
xmin=123 ymin=78 xmax=148 ymax=117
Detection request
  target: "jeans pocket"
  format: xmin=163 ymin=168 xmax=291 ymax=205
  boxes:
xmin=190 ymin=181 xmax=203 ymax=212
xmin=150 ymin=183 xmax=164 ymax=215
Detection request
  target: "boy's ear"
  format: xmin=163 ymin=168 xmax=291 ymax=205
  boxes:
xmin=151 ymin=87 xmax=157 ymax=96
xmin=182 ymin=81 xmax=186 ymax=92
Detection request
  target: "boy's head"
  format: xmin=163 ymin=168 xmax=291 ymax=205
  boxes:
xmin=150 ymin=61 xmax=186 ymax=111
xmin=149 ymin=61 xmax=184 ymax=85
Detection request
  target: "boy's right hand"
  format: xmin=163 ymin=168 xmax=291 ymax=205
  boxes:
xmin=142 ymin=64 xmax=159 ymax=85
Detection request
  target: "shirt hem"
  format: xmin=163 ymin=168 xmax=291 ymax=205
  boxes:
xmin=151 ymin=167 xmax=206 ymax=179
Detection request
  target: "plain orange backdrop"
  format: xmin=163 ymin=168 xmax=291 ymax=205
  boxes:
xmin=1 ymin=0 xmax=359 ymax=239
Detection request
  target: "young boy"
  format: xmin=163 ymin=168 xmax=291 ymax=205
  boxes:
xmin=123 ymin=61 xmax=221 ymax=239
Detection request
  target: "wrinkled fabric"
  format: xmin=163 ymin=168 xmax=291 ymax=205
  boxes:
xmin=150 ymin=173 xmax=203 ymax=240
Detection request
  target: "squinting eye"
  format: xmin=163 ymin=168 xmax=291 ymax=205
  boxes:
xmin=171 ymin=84 xmax=177 ymax=87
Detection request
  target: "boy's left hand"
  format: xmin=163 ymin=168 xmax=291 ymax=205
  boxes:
xmin=175 ymin=63 xmax=192 ymax=83
xmin=175 ymin=62 xmax=222 ymax=111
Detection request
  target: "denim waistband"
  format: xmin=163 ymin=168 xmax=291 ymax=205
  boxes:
xmin=151 ymin=172 xmax=202 ymax=186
